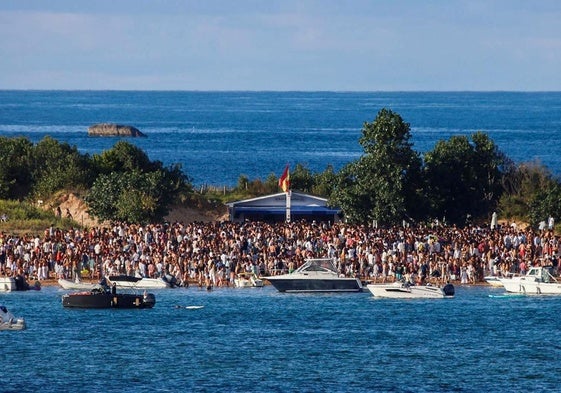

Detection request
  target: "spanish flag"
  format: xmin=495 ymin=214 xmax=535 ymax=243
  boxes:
xmin=278 ymin=164 xmax=290 ymax=192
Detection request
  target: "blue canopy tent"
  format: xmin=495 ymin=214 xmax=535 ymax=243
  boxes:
xmin=227 ymin=191 xmax=342 ymax=223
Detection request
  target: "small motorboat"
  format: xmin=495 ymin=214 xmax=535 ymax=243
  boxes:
xmin=58 ymin=277 xmax=101 ymax=291
xmin=0 ymin=305 xmax=26 ymax=331
xmin=499 ymin=266 xmax=561 ymax=294
xmin=62 ymin=284 xmax=156 ymax=309
xmin=484 ymin=275 xmax=504 ymax=287
xmin=234 ymin=272 xmax=264 ymax=288
xmin=1 ymin=275 xmax=40 ymax=291
xmin=264 ymin=258 xmax=363 ymax=293
xmin=106 ymin=275 xmax=174 ymax=289
xmin=367 ymin=281 xmax=455 ymax=299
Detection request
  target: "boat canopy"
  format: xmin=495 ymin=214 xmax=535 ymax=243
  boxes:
xmin=297 ymin=258 xmax=338 ymax=273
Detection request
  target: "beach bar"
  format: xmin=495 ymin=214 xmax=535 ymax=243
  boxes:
xmin=227 ymin=191 xmax=342 ymax=223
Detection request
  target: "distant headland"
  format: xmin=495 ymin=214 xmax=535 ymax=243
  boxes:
xmin=88 ymin=123 xmax=146 ymax=137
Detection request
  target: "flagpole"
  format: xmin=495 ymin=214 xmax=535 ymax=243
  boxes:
xmin=286 ymin=190 xmax=291 ymax=223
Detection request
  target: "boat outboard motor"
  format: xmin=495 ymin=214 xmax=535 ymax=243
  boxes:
xmin=443 ymin=283 xmax=455 ymax=297
xmin=143 ymin=293 xmax=156 ymax=307
xmin=163 ymin=273 xmax=177 ymax=287
xmin=14 ymin=275 xmax=26 ymax=291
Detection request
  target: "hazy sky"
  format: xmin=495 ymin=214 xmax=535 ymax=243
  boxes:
xmin=1 ymin=0 xmax=560 ymax=91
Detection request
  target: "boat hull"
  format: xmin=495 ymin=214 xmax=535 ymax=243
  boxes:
xmin=0 ymin=276 xmax=40 ymax=291
xmin=107 ymin=276 xmax=171 ymax=289
xmin=62 ymin=292 xmax=156 ymax=309
xmin=266 ymin=277 xmax=363 ymax=293
xmin=58 ymin=279 xmax=99 ymax=290
xmin=498 ymin=267 xmax=561 ymax=295
xmin=1 ymin=305 xmax=26 ymax=330
xmin=500 ymin=278 xmax=561 ymax=294
xmin=0 ymin=318 xmax=26 ymax=331
xmin=367 ymin=283 xmax=455 ymax=299
xmin=234 ymin=274 xmax=264 ymax=288
xmin=106 ymin=275 xmax=171 ymax=289
xmin=484 ymin=276 xmax=504 ymax=287
xmin=0 ymin=277 xmax=15 ymax=292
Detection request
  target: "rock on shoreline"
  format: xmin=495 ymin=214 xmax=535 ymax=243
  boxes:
xmin=88 ymin=123 xmax=146 ymax=137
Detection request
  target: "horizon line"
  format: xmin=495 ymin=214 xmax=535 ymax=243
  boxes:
xmin=1 ymin=89 xmax=561 ymax=94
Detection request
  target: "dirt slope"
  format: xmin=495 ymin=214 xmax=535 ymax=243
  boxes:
xmin=50 ymin=193 xmax=228 ymax=227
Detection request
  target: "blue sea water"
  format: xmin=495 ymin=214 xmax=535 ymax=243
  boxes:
xmin=0 ymin=91 xmax=560 ymax=186
xmin=2 ymin=285 xmax=561 ymax=393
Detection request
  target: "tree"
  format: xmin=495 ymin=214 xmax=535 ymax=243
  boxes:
xmin=499 ymin=161 xmax=554 ymax=220
xmin=91 ymin=140 xmax=191 ymax=195
xmin=0 ymin=137 xmax=34 ymax=199
xmin=290 ymin=163 xmax=314 ymax=193
xmin=86 ymin=171 xmax=173 ymax=223
xmin=31 ymin=136 xmax=93 ymax=198
xmin=528 ymin=181 xmax=561 ymax=227
xmin=312 ymin=164 xmax=338 ymax=198
xmin=424 ymin=132 xmax=506 ymax=224
xmin=265 ymin=173 xmax=280 ymax=194
xmin=92 ymin=141 xmax=155 ymax=175
xmin=331 ymin=109 xmax=423 ymax=225
xmin=471 ymin=132 xmax=506 ymax=214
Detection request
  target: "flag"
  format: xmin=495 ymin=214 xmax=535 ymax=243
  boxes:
xmin=278 ymin=164 xmax=290 ymax=192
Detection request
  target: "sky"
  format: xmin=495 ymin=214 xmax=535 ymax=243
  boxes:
xmin=1 ymin=0 xmax=560 ymax=91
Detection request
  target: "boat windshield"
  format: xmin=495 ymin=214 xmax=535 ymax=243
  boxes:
xmin=541 ymin=267 xmax=557 ymax=283
xmin=297 ymin=259 xmax=338 ymax=273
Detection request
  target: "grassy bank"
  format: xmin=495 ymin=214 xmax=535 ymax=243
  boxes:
xmin=0 ymin=199 xmax=76 ymax=235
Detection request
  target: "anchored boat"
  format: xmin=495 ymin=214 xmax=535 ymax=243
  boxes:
xmin=62 ymin=283 xmax=156 ymax=309
xmin=265 ymin=258 xmax=363 ymax=293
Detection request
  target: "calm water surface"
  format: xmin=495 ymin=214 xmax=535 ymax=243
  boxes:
xmin=2 ymin=285 xmax=561 ymax=392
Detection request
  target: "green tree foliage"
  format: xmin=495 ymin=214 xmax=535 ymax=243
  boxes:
xmin=0 ymin=137 xmax=34 ymax=199
xmin=236 ymin=175 xmax=250 ymax=192
xmin=290 ymin=163 xmax=314 ymax=193
xmin=89 ymin=141 xmax=191 ymax=213
xmin=312 ymin=164 xmax=337 ymax=198
xmin=92 ymin=141 xmax=155 ymax=174
xmin=233 ymin=175 xmax=270 ymax=195
xmin=471 ymin=132 xmax=507 ymax=212
xmin=528 ymin=182 xmax=561 ymax=227
xmin=331 ymin=109 xmax=423 ymax=225
xmin=264 ymin=173 xmax=280 ymax=194
xmin=32 ymin=136 xmax=94 ymax=198
xmin=86 ymin=170 xmax=174 ymax=223
xmin=499 ymin=162 xmax=558 ymax=222
xmin=424 ymin=132 xmax=506 ymax=224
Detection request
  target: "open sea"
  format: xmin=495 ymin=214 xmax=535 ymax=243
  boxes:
xmin=2 ymin=285 xmax=561 ymax=393
xmin=2 ymin=91 xmax=561 ymax=392
xmin=0 ymin=91 xmax=560 ymax=186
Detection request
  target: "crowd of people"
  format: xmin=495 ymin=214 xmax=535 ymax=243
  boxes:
xmin=0 ymin=219 xmax=558 ymax=288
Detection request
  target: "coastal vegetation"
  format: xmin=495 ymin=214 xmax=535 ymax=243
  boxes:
xmin=1 ymin=108 xmax=560 ymax=230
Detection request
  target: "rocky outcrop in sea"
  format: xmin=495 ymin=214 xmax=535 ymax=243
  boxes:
xmin=88 ymin=123 xmax=146 ymax=137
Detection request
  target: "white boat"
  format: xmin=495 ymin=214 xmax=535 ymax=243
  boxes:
xmin=0 ymin=305 xmax=26 ymax=331
xmin=106 ymin=275 xmax=172 ymax=289
xmin=0 ymin=277 xmax=15 ymax=292
xmin=58 ymin=278 xmax=101 ymax=290
xmin=234 ymin=272 xmax=264 ymax=288
xmin=499 ymin=266 xmax=561 ymax=294
xmin=484 ymin=276 xmax=504 ymax=287
xmin=0 ymin=276 xmax=40 ymax=291
xmin=485 ymin=273 xmax=518 ymax=287
xmin=264 ymin=258 xmax=363 ymax=293
xmin=366 ymin=281 xmax=455 ymax=299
